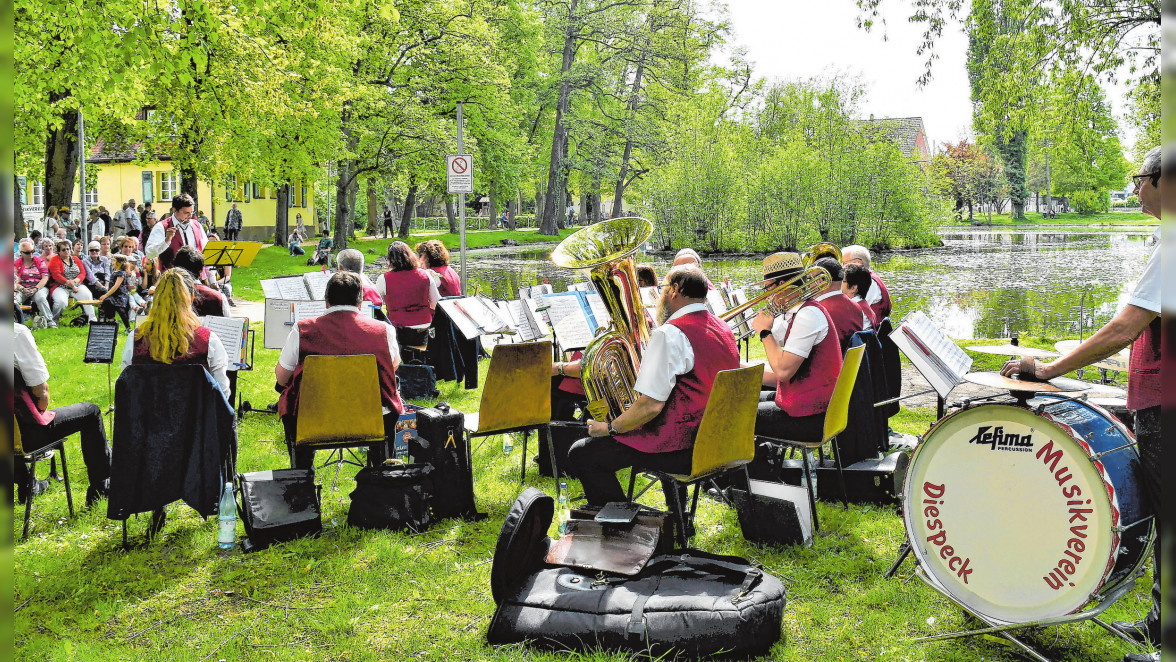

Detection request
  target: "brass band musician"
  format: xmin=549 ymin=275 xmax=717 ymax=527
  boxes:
xmin=672 ymin=248 xmax=716 ymax=290
xmin=841 ymin=245 xmax=891 ymax=322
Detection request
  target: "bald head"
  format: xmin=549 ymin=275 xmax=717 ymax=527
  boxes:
xmin=841 ymin=245 xmax=871 ymax=270
xmin=673 ymin=247 xmax=702 ymax=268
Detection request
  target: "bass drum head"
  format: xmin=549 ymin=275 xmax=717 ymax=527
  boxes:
xmin=903 ymin=404 xmax=1117 ymax=624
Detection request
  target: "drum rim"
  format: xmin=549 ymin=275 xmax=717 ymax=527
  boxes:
xmin=903 ymin=400 xmax=1125 ymax=623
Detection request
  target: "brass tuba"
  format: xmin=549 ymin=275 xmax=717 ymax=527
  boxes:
xmin=551 ymin=217 xmax=654 ymax=421
xmin=719 ymin=266 xmax=831 ymax=342
xmin=802 ymin=242 xmax=842 ymax=267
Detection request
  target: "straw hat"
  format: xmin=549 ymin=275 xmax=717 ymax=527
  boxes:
xmin=760 ymin=252 xmax=803 ymax=285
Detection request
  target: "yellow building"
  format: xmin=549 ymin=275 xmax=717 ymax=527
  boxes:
xmin=19 ymin=141 xmax=314 ymax=242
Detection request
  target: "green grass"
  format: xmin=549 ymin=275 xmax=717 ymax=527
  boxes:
xmin=233 ymin=228 xmax=578 ymax=301
xmin=16 ymin=325 xmax=1152 ymax=661
xmin=944 ymin=210 xmax=1155 ymax=226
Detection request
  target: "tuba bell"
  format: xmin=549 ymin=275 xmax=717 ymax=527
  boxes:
xmin=551 ymin=217 xmax=654 ymax=421
xmin=802 ymin=242 xmax=842 ymax=267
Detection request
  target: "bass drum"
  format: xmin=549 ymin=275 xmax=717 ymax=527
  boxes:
xmin=902 ymin=395 xmax=1153 ymax=624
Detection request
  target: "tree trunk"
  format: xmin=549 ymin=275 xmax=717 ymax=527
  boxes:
xmin=398 ymin=184 xmax=417 ymax=238
xmin=333 ymin=159 xmax=352 ymax=251
xmin=507 ymin=195 xmax=518 ymax=230
xmin=535 ymin=182 xmax=545 ymax=230
xmin=346 ymin=176 xmax=358 ymax=238
xmin=180 ymin=166 xmax=199 ymax=213
xmin=15 ymin=173 xmax=26 ymax=239
xmin=612 ymin=58 xmax=645 ymax=216
xmin=539 ymin=0 xmax=579 ymax=236
xmin=444 ymin=195 xmax=458 ymax=233
xmin=367 ymin=179 xmax=377 ymax=234
xmin=43 ymin=97 xmax=80 ymax=213
xmin=275 ymin=184 xmax=290 ymax=246
xmin=489 ymin=185 xmax=498 ymax=227
xmin=592 ymin=176 xmax=603 ymax=223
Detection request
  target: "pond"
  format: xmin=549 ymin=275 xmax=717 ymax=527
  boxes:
xmin=432 ymin=226 xmax=1157 ymax=340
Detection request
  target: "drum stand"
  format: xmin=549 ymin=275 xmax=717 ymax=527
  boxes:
xmin=910 ymin=566 xmax=1146 ymax=662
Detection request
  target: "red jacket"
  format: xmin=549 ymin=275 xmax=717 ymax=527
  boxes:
xmin=47 ymin=254 xmax=87 ymax=295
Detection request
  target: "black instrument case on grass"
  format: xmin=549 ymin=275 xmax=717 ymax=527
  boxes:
xmin=486 ymin=488 xmax=787 ymax=657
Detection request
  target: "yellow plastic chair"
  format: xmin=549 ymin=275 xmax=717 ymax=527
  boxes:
xmin=465 ymin=341 xmax=554 ymax=482
xmin=288 ymin=354 xmax=386 ymax=486
xmin=626 ymin=365 xmax=762 ymax=548
xmin=758 ymin=344 xmax=866 ymax=533
xmin=15 ymin=415 xmax=75 ymax=541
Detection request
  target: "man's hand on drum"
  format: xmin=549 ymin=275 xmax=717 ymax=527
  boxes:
xmin=1000 ymin=356 xmax=1052 ymax=381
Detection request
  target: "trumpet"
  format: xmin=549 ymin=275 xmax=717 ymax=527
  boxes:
xmin=720 ymin=266 xmax=831 ymax=341
xmin=802 ymin=242 xmax=841 ymax=267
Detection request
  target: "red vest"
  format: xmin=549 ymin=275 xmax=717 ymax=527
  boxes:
xmin=277 ymin=310 xmax=404 ymax=417
xmin=157 ymin=217 xmax=205 ymax=271
xmin=1127 ymin=316 xmax=1160 ymax=411
xmin=870 ymin=272 xmax=892 ymax=322
xmin=857 ymin=298 xmax=879 ymax=329
xmin=818 ymin=292 xmax=865 ymax=355
xmin=617 ymin=310 xmax=739 ymax=453
xmin=362 ymin=284 xmax=383 ymax=307
xmin=193 ymin=284 xmax=226 ymax=317
xmin=557 ymin=350 xmax=586 ymax=396
xmin=775 ymin=301 xmax=843 ymax=417
xmin=132 ymin=326 xmax=213 ymax=369
xmin=432 ymin=265 xmax=462 ymax=297
xmin=383 ymin=269 xmax=434 ymax=327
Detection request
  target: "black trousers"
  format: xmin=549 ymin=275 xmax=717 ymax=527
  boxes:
xmin=224 ymin=228 xmax=239 ymax=241
xmin=1134 ymin=406 xmax=1161 ymax=634
xmin=567 ymin=435 xmax=692 ymax=507
xmin=16 ymin=403 xmax=111 ymax=500
xmin=283 ymin=412 xmax=398 ymax=471
xmin=754 ymin=391 xmax=824 ymax=442
xmin=101 ymin=300 xmax=132 ymax=329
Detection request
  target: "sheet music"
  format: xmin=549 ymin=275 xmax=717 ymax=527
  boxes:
xmin=292 ymin=300 xmax=327 ymax=322
xmin=274 ymin=277 xmax=311 ymax=301
xmin=202 ymin=316 xmax=248 ymax=368
xmin=260 ymin=278 xmax=283 ymax=300
xmin=542 ymin=294 xmax=594 ymax=350
xmin=726 ymin=289 xmax=753 ymax=336
xmin=567 ymin=282 xmax=591 ymax=292
xmin=505 ymin=300 xmax=537 ymax=342
xmin=891 ymin=311 xmax=973 ymax=399
xmin=463 ymin=296 xmax=511 ymax=334
xmin=523 ymin=298 xmax=552 ymax=338
xmin=303 ymin=270 xmax=333 ymax=300
xmin=906 ymin=311 xmax=972 ymax=378
xmin=585 ymin=292 xmax=611 ymax=328
xmin=705 ymin=289 xmax=728 ymax=316
xmin=640 ymin=286 xmax=660 ymax=307
xmin=264 ymin=299 xmax=297 ymax=349
xmin=438 ymin=299 xmax=482 ymax=340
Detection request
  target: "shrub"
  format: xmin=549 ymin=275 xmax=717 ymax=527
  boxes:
xmin=1071 ymin=189 xmax=1110 ymax=215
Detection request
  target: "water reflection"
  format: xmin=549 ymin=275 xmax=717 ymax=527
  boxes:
xmin=439 ymin=228 xmax=1153 ymax=340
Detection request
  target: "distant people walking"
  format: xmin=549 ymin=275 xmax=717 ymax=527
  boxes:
xmin=224 ymin=202 xmax=243 ymax=241
xmin=382 ymin=207 xmax=395 ymax=239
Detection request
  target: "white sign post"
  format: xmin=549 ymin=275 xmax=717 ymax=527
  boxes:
xmin=448 ymin=102 xmax=473 ymax=294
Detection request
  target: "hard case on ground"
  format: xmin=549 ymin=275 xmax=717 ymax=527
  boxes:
xmin=411 ymin=402 xmax=483 ymax=520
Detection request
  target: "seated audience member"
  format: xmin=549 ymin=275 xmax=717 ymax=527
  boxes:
xmin=288 ymin=227 xmax=306 ymax=256
xmin=15 ymin=239 xmax=55 ymax=326
xmin=415 ymin=239 xmax=462 ymax=297
xmin=121 ymin=269 xmax=230 ymax=398
xmin=308 ymin=235 xmax=332 ymax=266
xmin=99 ymin=235 xmax=113 ymax=258
xmin=842 ymin=263 xmax=878 ymax=330
xmin=171 ymin=246 xmax=229 ymax=317
xmin=14 ymin=323 xmax=112 ymax=506
xmin=47 ymin=240 xmax=98 ymax=323
xmin=275 ymin=272 xmax=405 ymax=470
xmin=562 ymin=266 xmax=739 ymax=506
xmin=28 ymin=230 xmax=43 ymax=250
xmin=337 ymin=248 xmax=383 ymax=307
xmin=38 ymin=238 xmax=56 ymax=259
xmin=82 ymin=240 xmax=113 ymax=299
xmin=841 ymin=244 xmax=891 ymax=322
xmin=376 ymin=241 xmax=440 ymax=348
xmin=138 ymin=258 xmax=161 ymax=312
xmin=96 ymin=255 xmax=134 ymax=330
xmin=672 ymin=247 xmax=715 ymax=290
xmin=811 ymin=257 xmax=866 ymax=353
xmin=750 ymin=252 xmax=844 ymax=443
xmin=636 ymin=264 xmax=659 ymax=289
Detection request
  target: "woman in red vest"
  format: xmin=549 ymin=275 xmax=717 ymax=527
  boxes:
xmin=415 ymin=239 xmax=462 ymax=297
xmin=376 ymin=241 xmax=440 ymax=348
xmin=120 ymin=269 xmax=230 ymax=398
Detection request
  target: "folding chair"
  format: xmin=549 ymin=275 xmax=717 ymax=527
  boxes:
xmin=624 ymin=366 xmax=761 ymax=548
xmin=756 ymin=344 xmax=866 ymax=533
xmin=287 ymin=354 xmax=386 ymax=490
xmin=465 ymin=341 xmax=554 ymax=482
xmin=15 ymin=416 xmax=75 ymax=541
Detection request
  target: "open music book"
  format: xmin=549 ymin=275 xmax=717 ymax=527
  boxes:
xmin=890 ymin=311 xmax=973 ymax=399
xmin=495 ymin=300 xmax=550 ymax=342
xmin=439 ymin=296 xmax=514 ymax=340
xmin=201 ymin=316 xmax=249 ymax=369
xmin=260 ymin=270 xmax=336 ymax=301
xmin=519 ymin=284 xmax=553 ymax=300
xmin=540 ymin=291 xmax=605 ymax=351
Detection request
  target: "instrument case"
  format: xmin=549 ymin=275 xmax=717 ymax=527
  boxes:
xmin=347 ymin=463 xmax=433 ymax=532
xmin=749 ymin=444 xmax=908 ymax=505
xmin=411 ymin=402 xmax=484 ymax=521
xmin=487 ymin=488 xmax=787 ymax=657
xmin=236 ymin=469 xmax=322 ymax=552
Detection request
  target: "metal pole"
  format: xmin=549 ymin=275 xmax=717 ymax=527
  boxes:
xmin=78 ymin=109 xmax=88 ymax=245
xmin=456 ymin=102 xmax=468 ymax=296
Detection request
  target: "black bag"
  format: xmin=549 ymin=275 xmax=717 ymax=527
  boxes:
xmin=347 ymin=463 xmax=433 ymax=532
xmin=397 ymin=361 xmax=439 ymax=401
xmin=411 ymin=402 xmax=484 ymax=521
xmin=535 ymin=421 xmax=583 ymax=478
xmin=487 ymin=489 xmax=787 ymax=657
xmin=236 ymin=469 xmax=322 ymax=551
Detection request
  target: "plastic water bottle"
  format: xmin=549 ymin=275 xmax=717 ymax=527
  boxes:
xmin=557 ymin=481 xmax=570 ymax=535
xmin=503 ymin=434 xmax=514 ymax=455
xmin=217 ymin=481 xmax=236 ymax=550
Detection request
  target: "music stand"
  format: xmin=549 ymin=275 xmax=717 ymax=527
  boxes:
xmin=202 ymin=241 xmax=262 ymax=269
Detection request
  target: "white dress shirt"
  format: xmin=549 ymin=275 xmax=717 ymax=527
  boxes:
xmin=14 ymin=324 xmax=51 ymax=387
xmin=1126 ymin=227 xmax=1160 ymax=314
xmin=631 ymin=302 xmax=707 ymax=402
xmin=120 ymin=330 xmax=231 ymax=398
xmin=850 ymin=295 xmax=873 ymax=331
xmin=145 ymin=218 xmax=206 ymax=260
xmin=769 ymin=292 xmax=838 ymax=359
xmin=865 ymin=275 xmax=882 ymax=306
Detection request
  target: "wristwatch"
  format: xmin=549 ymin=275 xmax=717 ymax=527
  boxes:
xmin=759 ymin=329 xmax=772 ymax=341
xmin=607 ymin=420 xmax=620 ymax=436
xmin=556 ymin=362 xmax=566 ymax=377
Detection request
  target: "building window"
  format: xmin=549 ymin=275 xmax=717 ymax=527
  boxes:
xmin=224 ymin=176 xmax=236 ymax=201
xmin=159 ymin=171 xmax=177 ymax=201
xmin=85 ymin=186 xmax=98 ymax=207
xmin=30 ymin=181 xmax=44 ymax=205
xmin=301 ymin=184 xmax=308 ymax=209
xmin=252 ymin=182 xmax=260 ymax=199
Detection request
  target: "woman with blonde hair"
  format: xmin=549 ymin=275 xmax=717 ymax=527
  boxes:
xmin=119 ymin=269 xmax=230 ymax=397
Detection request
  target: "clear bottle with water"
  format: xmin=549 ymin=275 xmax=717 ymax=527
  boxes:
xmin=217 ymin=481 xmax=236 ymax=550
xmin=557 ymin=481 xmax=570 ymax=535
xmin=503 ymin=434 xmax=514 ymax=455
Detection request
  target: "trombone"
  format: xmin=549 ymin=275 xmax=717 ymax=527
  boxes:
xmin=720 ymin=266 xmax=831 ymax=342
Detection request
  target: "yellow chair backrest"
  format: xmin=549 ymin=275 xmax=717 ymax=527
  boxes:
xmin=14 ymin=415 xmax=24 ymax=455
xmin=295 ymin=354 xmax=385 ymax=446
xmin=682 ymin=365 xmax=763 ymax=481
xmin=476 ymin=341 xmax=553 ymax=434
xmin=822 ymin=344 xmax=866 ymax=443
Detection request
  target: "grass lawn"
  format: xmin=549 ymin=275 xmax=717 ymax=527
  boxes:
xmin=14 ymin=324 xmax=1152 ymax=661
xmin=234 ymin=228 xmax=577 ymax=301
xmin=943 ymin=210 xmax=1155 ymax=226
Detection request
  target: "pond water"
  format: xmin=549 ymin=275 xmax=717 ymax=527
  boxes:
xmin=418 ymin=226 xmax=1157 ymax=340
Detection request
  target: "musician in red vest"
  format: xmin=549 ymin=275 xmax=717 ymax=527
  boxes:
xmin=336 ymin=248 xmax=383 ymax=307
xmin=842 ymin=263 xmax=879 ymax=330
xmin=120 ymin=269 xmax=231 ymax=398
xmin=842 ymin=245 xmax=891 ymax=323
xmin=171 ymin=246 xmax=230 ymax=317
xmin=145 ymin=193 xmax=208 ymax=272
xmin=751 ymin=252 xmax=845 ymax=443
xmin=375 ymin=241 xmax=440 ymax=348
xmin=564 ymin=265 xmax=739 ymax=507
xmin=1002 ymin=146 xmax=1163 ymax=658
xmin=810 ymin=257 xmax=866 ymax=353
xmin=276 ymin=272 xmax=405 ymax=470
xmin=415 ymin=239 xmax=463 ymax=297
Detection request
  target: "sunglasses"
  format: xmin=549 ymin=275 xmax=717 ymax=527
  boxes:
xmin=1132 ymin=171 xmax=1160 ymax=187
xmin=20 ymin=250 xmax=32 ymax=255
xmin=89 ymin=249 xmax=100 ymax=252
